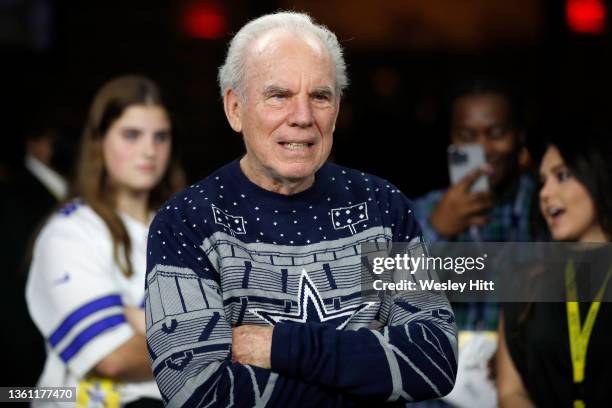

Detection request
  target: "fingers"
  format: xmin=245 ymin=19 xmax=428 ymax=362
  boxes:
xmin=463 ymin=203 xmax=491 ymax=220
xmin=471 ymin=191 xmax=492 ymax=201
xmin=467 ymin=215 xmax=489 ymax=226
xmin=463 ymin=193 xmax=491 ymax=223
xmin=455 ymin=191 xmax=492 ymax=216
xmin=458 ymin=164 xmax=492 ymax=190
xmin=432 ymin=170 xmax=493 ymax=237
xmin=457 ymin=167 xmax=484 ymax=189
xmin=466 ymin=191 xmax=493 ymax=208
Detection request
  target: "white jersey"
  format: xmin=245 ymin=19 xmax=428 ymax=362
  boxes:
xmin=26 ymin=201 xmax=161 ymax=407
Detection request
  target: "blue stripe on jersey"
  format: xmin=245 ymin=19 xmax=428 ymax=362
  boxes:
xmin=49 ymin=294 xmax=123 ymax=347
xmin=59 ymin=314 xmax=127 ymax=363
xmin=59 ymin=199 xmax=84 ymax=216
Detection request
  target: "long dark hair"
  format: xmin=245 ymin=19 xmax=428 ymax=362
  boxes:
xmin=536 ymin=126 xmax=612 ymax=239
xmin=72 ymin=75 xmax=185 ymax=277
xmin=514 ymin=126 xmax=612 ymax=327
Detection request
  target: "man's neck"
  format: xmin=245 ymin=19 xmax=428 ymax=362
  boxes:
xmin=239 ymin=157 xmax=315 ymax=196
xmin=492 ymin=170 xmax=522 ymax=205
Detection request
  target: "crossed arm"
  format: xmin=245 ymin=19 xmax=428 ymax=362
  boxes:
xmin=146 ymin=264 xmax=457 ymax=407
xmin=146 ymin=211 xmax=457 ymax=406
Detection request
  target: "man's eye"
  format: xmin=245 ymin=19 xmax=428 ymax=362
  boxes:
xmin=488 ymin=126 xmax=510 ymax=140
xmin=271 ymin=93 xmax=287 ymax=100
xmin=312 ymin=93 xmax=331 ymax=102
xmin=455 ymin=130 xmax=475 ymax=141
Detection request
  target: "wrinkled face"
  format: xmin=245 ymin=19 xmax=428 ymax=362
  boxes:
xmin=539 ymin=145 xmax=602 ymax=242
xmin=103 ymin=104 xmax=172 ymax=195
xmin=451 ymin=93 xmax=520 ymax=188
xmin=225 ymin=31 xmax=339 ymax=193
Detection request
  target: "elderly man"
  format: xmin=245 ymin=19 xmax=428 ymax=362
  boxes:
xmin=145 ymin=12 xmax=457 ymax=407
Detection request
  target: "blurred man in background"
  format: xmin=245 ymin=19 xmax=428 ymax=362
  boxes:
xmin=0 ymin=109 xmax=77 ymax=386
xmin=412 ymin=79 xmax=536 ymax=408
xmin=414 ymin=79 xmax=534 ymax=244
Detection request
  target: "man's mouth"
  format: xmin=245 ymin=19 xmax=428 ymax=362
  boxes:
xmin=279 ymin=142 xmax=313 ymax=150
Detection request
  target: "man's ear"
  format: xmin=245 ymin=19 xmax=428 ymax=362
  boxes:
xmin=516 ymin=130 xmax=532 ymax=170
xmin=332 ymin=97 xmax=341 ymax=133
xmin=223 ymin=89 xmax=243 ymax=133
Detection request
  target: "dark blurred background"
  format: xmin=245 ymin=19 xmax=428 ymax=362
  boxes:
xmin=2 ymin=0 xmax=612 ymax=388
xmin=2 ymin=0 xmax=611 ymax=197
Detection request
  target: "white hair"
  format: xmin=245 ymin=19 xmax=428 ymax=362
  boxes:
xmin=217 ymin=11 xmax=348 ymax=100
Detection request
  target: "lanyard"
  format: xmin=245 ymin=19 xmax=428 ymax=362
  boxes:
xmin=565 ymin=259 xmax=612 ymax=408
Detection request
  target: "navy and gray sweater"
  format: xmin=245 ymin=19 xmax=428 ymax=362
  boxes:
xmin=145 ymin=160 xmax=457 ymax=407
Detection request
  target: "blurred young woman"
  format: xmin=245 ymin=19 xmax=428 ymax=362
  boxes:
xmin=26 ymin=75 xmax=184 ymax=407
xmin=497 ymin=130 xmax=612 ymax=407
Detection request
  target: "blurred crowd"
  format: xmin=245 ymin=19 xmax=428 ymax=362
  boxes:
xmin=2 ymin=35 xmax=612 ymax=408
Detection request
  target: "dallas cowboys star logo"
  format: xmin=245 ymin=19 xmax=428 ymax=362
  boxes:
xmin=249 ymin=270 xmax=376 ymax=330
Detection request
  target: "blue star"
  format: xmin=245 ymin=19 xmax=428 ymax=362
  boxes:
xmin=249 ymin=270 xmax=376 ymax=330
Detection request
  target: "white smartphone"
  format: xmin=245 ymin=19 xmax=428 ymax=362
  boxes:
xmin=447 ymin=143 xmax=489 ymax=192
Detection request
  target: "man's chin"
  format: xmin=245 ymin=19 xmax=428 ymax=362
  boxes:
xmin=489 ymin=166 xmax=515 ymax=191
xmin=275 ymin=163 xmax=319 ymax=181
xmin=277 ymin=171 xmax=315 ymax=184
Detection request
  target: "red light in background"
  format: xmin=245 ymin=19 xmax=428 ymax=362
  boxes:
xmin=566 ymin=0 xmax=606 ymax=34
xmin=182 ymin=2 xmax=226 ymax=39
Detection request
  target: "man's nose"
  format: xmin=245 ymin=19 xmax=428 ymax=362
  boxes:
xmin=288 ymin=95 xmax=314 ymax=128
xmin=475 ymin=134 xmax=495 ymax=159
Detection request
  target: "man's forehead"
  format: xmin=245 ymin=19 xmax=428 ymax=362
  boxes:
xmin=455 ymin=94 xmax=509 ymax=114
xmin=243 ymin=29 xmax=335 ymax=91
xmin=453 ymin=94 xmax=511 ymax=124
xmin=249 ymin=29 xmax=326 ymax=60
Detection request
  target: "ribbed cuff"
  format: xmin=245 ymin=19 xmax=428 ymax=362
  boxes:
xmin=270 ymin=322 xmax=294 ymax=375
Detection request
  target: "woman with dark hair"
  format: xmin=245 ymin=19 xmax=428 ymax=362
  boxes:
xmin=26 ymin=75 xmax=184 ymax=407
xmin=496 ymin=129 xmax=612 ymax=407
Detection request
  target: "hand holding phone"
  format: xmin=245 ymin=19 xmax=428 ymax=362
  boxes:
xmin=448 ymin=144 xmax=489 ymax=192
xmin=428 ymin=144 xmax=493 ymax=238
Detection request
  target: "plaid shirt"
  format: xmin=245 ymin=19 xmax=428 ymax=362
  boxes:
xmin=412 ymin=174 xmax=535 ymax=330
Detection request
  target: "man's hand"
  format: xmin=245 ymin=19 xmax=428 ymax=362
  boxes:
xmin=429 ymin=166 xmax=493 ymax=239
xmin=232 ymin=325 xmax=273 ymax=368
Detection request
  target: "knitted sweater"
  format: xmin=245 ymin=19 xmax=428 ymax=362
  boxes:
xmin=145 ymin=160 xmax=457 ymax=407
